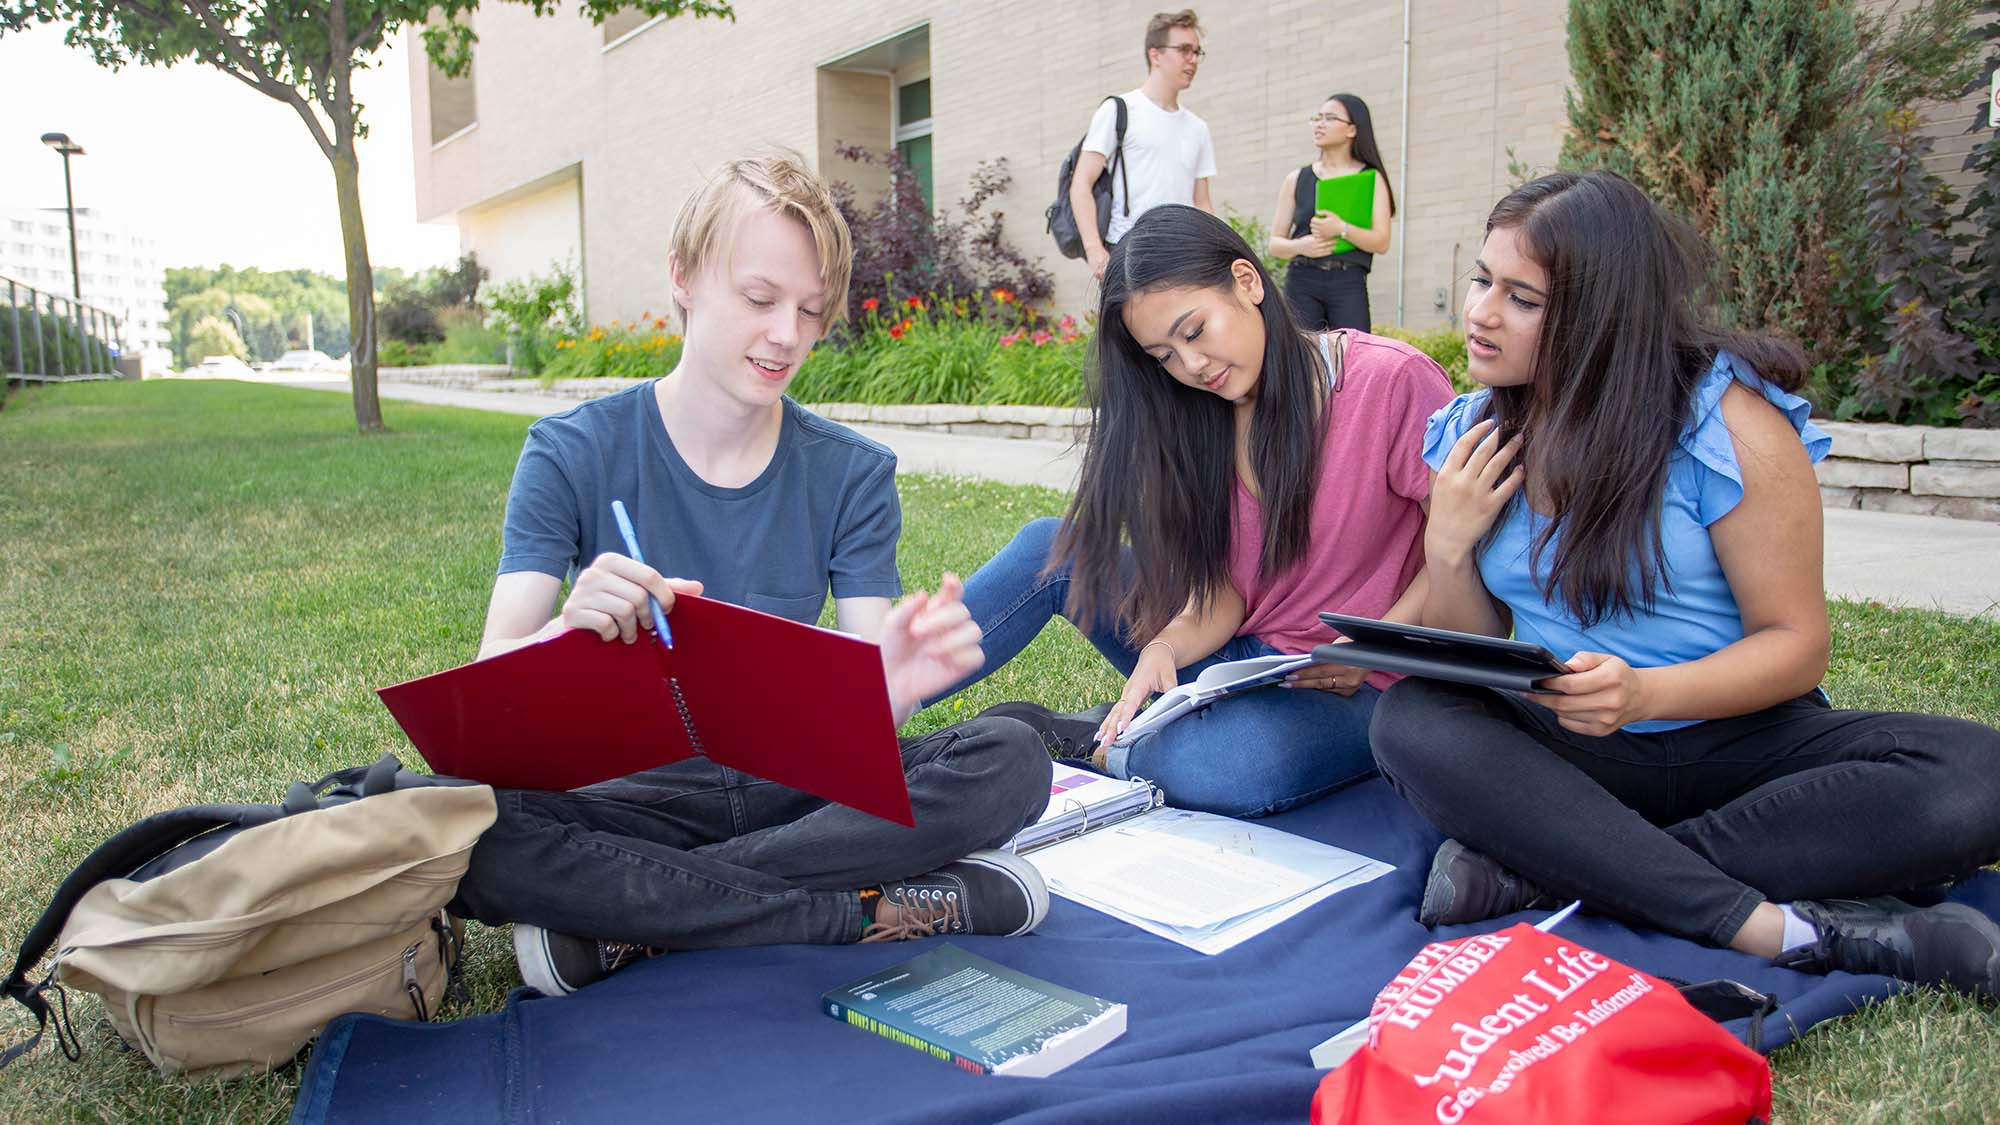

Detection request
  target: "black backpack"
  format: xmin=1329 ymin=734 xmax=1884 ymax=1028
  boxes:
xmin=1046 ymin=96 xmax=1129 ymax=259
xmin=0 ymin=754 xmax=476 ymax=1070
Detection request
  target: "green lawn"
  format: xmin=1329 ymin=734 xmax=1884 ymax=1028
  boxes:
xmin=1 ymin=380 xmax=1995 ymax=1123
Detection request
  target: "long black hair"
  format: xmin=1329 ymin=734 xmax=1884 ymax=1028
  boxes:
xmin=1480 ymin=170 xmax=1806 ymax=625
xmin=1054 ymin=204 xmax=1330 ymax=640
xmin=1327 ymin=93 xmax=1396 ymax=216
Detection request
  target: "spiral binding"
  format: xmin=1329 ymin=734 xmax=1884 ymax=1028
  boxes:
xmin=669 ymin=676 xmax=708 ymax=757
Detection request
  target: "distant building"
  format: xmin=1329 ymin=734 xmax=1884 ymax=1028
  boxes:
xmin=0 ymin=204 xmax=170 ymax=368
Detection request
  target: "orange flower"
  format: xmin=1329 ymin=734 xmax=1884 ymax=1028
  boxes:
xmin=653 ymin=317 xmax=668 ymax=330
xmin=905 ymin=296 xmax=925 ymax=311
xmin=992 ymin=288 xmax=1015 ymax=304
xmin=861 ymin=297 xmax=880 ymax=312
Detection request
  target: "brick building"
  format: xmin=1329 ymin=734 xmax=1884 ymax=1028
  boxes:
xmin=404 ymin=2 xmax=1988 ymax=331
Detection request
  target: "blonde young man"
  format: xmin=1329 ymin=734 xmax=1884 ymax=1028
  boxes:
xmin=448 ymin=153 xmax=1053 ymax=996
xmin=1070 ymin=9 xmax=1219 ymax=280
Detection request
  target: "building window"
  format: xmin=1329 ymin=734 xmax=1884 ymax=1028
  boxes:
xmin=426 ymin=20 xmax=478 ymax=144
xmin=815 ymin=24 xmax=931 ymax=212
xmin=601 ymin=8 xmax=659 ymax=46
xmin=895 ymin=77 xmax=934 ymax=212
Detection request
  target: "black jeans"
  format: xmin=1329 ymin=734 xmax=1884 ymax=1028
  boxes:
xmin=1371 ymin=680 xmax=2000 ymax=947
xmin=450 ymin=717 xmax=1051 ymax=949
xmin=1284 ymin=263 xmax=1370 ymax=331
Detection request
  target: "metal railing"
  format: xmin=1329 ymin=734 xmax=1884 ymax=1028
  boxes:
xmin=3 ymin=274 xmax=124 ymax=380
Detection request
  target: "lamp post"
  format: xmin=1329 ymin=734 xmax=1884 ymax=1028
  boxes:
xmin=41 ymin=131 xmax=86 ymax=302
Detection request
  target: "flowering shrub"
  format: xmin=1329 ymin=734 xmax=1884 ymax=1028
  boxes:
xmin=543 ymin=313 xmax=684 ymax=379
xmin=790 ymin=288 xmax=1087 ymax=406
xmin=829 ymin=147 xmax=1055 ymax=328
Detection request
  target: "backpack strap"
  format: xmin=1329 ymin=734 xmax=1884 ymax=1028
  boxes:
xmin=0 ymin=803 xmax=281 ymax=1070
xmin=1111 ymin=96 xmax=1130 ymax=217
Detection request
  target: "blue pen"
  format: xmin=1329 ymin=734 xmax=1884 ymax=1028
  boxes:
xmin=609 ymin=499 xmax=673 ymax=647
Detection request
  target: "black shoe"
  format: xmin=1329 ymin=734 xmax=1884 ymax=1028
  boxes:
xmin=1776 ymin=897 xmax=2000 ymax=999
xmin=977 ymin=701 xmax=1112 ymax=759
xmin=865 ymin=849 xmax=1051 ymax=941
xmin=1418 ymin=839 xmax=1560 ymax=927
xmin=513 ymin=923 xmax=662 ymax=996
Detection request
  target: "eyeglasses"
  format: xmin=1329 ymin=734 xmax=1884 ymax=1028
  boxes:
xmin=1310 ymin=113 xmax=1352 ymax=125
xmin=1156 ymin=43 xmax=1206 ymax=60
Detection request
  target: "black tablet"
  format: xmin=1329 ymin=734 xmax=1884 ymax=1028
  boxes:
xmin=1313 ymin=612 xmax=1572 ymax=692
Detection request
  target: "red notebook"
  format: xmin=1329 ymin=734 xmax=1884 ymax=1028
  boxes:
xmin=376 ymin=593 xmax=914 ymax=826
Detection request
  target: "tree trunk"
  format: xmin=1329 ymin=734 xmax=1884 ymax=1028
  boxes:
xmin=330 ymin=142 xmax=382 ymax=432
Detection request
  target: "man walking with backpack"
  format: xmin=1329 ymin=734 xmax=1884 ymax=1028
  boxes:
xmin=1069 ymin=9 xmax=1217 ymax=280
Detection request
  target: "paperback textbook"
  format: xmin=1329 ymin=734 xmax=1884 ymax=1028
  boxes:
xmin=1110 ymin=653 xmax=1314 ymax=747
xmin=822 ymin=945 xmax=1126 ymax=1076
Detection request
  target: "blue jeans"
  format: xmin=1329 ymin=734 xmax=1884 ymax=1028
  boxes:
xmin=940 ymin=517 xmax=1380 ymax=818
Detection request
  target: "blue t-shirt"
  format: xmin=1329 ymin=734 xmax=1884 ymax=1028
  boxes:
xmin=1421 ymin=351 xmax=1831 ymax=732
xmin=499 ymin=382 xmax=903 ymax=624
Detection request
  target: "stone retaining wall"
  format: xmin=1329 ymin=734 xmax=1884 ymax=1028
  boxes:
xmin=1815 ymin=422 xmax=2000 ymax=523
xmin=376 ymin=369 xmax=2000 ymax=522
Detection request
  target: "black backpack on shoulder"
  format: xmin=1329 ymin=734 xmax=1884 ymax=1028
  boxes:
xmin=1047 ymin=96 xmax=1130 ymax=260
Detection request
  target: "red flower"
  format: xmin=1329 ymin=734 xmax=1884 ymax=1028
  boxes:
xmin=905 ymin=296 xmax=925 ymax=310
xmin=992 ymin=288 xmax=1015 ymax=304
xmin=861 ymin=297 xmax=880 ymax=312
xmin=888 ymin=321 xmax=908 ymax=339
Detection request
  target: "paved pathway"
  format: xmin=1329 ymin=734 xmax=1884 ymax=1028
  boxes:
xmin=265 ymin=376 xmax=2000 ymax=619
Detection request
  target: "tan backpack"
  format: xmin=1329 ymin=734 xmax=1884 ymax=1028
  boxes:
xmin=2 ymin=756 xmax=496 ymax=1078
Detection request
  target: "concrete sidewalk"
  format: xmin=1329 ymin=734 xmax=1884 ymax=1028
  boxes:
xmin=268 ymin=376 xmax=2000 ymax=619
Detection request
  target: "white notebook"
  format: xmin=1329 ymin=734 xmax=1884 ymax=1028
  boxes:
xmin=1111 ymin=653 xmax=1316 ymax=747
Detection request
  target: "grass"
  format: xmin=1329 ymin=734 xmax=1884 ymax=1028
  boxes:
xmin=1 ymin=379 xmax=1996 ymax=1122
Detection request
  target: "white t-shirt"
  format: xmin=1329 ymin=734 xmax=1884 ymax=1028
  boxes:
xmin=1081 ymin=89 xmax=1218 ymax=244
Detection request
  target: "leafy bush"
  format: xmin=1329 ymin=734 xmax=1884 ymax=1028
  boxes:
xmin=1843 ymin=109 xmax=1985 ymax=423
xmin=544 ymin=315 xmax=684 ymax=379
xmin=1371 ymin=324 xmax=1472 ymax=393
xmin=378 ymin=254 xmax=488 ymax=345
xmin=432 ymin=307 xmax=508 ymax=365
xmin=377 ymin=338 xmax=436 ymax=367
xmin=1221 ymin=204 xmax=1289 ymax=284
xmin=480 ymin=262 xmax=581 ymax=374
xmin=829 ymin=147 xmax=1055 ymax=328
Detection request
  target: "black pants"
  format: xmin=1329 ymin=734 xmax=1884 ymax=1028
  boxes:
xmin=1285 ymin=263 xmax=1370 ymax=331
xmin=449 ymin=717 xmax=1051 ymax=950
xmin=1370 ymin=680 xmax=2000 ymax=947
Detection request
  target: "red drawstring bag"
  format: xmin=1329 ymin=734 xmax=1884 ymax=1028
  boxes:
xmin=1312 ymin=924 xmax=1772 ymax=1124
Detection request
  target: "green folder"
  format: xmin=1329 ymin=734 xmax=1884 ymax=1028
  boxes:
xmin=1314 ymin=168 xmax=1376 ymax=254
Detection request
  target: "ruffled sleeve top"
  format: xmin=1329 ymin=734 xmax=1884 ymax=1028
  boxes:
xmin=1420 ymin=351 xmax=1831 ymax=731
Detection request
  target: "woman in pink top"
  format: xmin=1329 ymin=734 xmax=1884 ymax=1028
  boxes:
xmin=937 ymin=205 xmax=1454 ymax=817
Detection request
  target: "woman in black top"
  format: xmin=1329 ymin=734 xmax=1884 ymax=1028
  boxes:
xmin=1268 ymin=93 xmax=1396 ymax=331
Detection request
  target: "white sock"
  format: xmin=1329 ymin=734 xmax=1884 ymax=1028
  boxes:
xmin=1777 ymin=904 xmax=1818 ymax=953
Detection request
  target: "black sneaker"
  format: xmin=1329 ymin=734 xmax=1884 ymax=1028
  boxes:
xmin=513 ymin=923 xmax=662 ymax=996
xmin=864 ymin=849 xmax=1050 ymax=941
xmin=1418 ymin=839 xmax=1560 ymax=927
xmin=1775 ymin=897 xmax=2000 ymax=999
xmin=977 ymin=701 xmax=1112 ymax=760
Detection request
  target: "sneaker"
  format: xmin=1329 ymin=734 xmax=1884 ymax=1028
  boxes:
xmin=977 ymin=701 xmax=1113 ymax=760
xmin=512 ymin=923 xmax=662 ymax=996
xmin=1418 ymin=839 xmax=1560 ymax=927
xmin=1775 ymin=897 xmax=2000 ymax=999
xmin=863 ymin=849 xmax=1050 ymax=941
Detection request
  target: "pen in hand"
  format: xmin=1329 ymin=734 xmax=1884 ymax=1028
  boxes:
xmin=609 ymin=499 xmax=673 ymax=647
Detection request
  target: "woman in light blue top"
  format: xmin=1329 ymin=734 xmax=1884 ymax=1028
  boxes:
xmin=1369 ymin=170 xmax=2000 ymax=999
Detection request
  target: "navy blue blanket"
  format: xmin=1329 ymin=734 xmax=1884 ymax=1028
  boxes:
xmin=290 ymin=780 xmax=1998 ymax=1124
